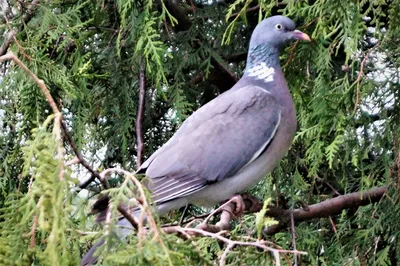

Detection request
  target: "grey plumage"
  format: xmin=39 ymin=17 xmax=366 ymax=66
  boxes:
xmin=81 ymin=15 xmax=310 ymax=265
xmin=145 ymin=86 xmax=280 ymax=204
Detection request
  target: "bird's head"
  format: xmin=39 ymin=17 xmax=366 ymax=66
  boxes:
xmin=250 ymin=16 xmax=310 ymax=49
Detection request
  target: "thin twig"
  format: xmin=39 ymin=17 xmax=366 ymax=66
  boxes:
xmin=353 ymin=42 xmax=380 ymax=114
xmin=105 ymin=203 xmax=113 ymax=237
xmin=136 ymin=62 xmax=146 ymax=168
xmin=117 ymin=205 xmax=139 ymax=230
xmin=0 ymin=52 xmax=60 ymax=114
xmin=211 ymin=53 xmax=238 ymax=82
xmin=0 ymin=0 xmax=40 ymax=56
xmin=164 ymin=226 xmax=307 ymax=266
xmin=0 ymin=52 xmax=65 ymax=182
xmin=99 ymin=168 xmax=173 ymax=263
xmin=329 ymin=216 xmax=337 ymax=233
xmin=229 ymin=5 xmax=260 ymax=20
xmin=290 ymin=209 xmax=297 ymax=266
xmin=61 ymin=122 xmax=106 ymax=189
xmin=220 ymin=243 xmax=235 ymax=266
xmin=54 ymin=113 xmax=64 ymax=181
xmin=29 ymin=214 xmax=38 ymax=248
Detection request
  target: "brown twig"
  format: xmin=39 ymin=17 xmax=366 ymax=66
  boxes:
xmin=136 ymin=62 xmax=146 ymax=169
xmin=29 ymin=214 xmax=38 ymax=248
xmin=0 ymin=52 xmax=65 ymax=181
xmin=290 ymin=210 xmax=297 ymax=266
xmin=329 ymin=216 xmax=337 ymax=233
xmin=54 ymin=112 xmax=64 ymax=181
xmin=164 ymin=227 xmax=307 ymax=266
xmin=0 ymin=0 xmax=40 ymax=56
xmin=117 ymin=205 xmax=139 ymax=230
xmin=60 ymin=121 xmax=106 ymax=189
xmin=203 ymin=196 xmax=241 ymax=224
xmin=104 ymin=203 xmax=113 ymax=237
xmin=0 ymin=52 xmax=60 ymax=114
xmin=353 ymin=42 xmax=380 ymax=114
xmin=211 ymin=54 xmax=238 ymax=82
xmin=99 ymin=168 xmax=171 ymax=261
xmin=229 ymin=5 xmax=260 ymax=20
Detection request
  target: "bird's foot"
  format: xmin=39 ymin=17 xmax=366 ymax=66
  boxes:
xmin=240 ymin=193 xmax=263 ymax=213
xmin=227 ymin=194 xmax=246 ymax=217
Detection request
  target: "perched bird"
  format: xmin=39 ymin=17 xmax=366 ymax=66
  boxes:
xmin=81 ymin=15 xmax=310 ymax=265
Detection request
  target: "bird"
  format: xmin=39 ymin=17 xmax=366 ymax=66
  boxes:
xmin=81 ymin=15 xmax=310 ymax=265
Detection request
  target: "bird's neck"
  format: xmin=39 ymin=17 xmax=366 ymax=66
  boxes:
xmin=244 ymin=45 xmax=281 ymax=82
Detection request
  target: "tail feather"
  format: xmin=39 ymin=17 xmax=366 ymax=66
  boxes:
xmin=80 ymin=217 xmax=136 ymax=265
xmin=80 ymin=238 xmax=105 ymax=266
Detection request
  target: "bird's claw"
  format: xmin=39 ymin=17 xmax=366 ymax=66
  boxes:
xmin=226 ymin=194 xmax=246 ymax=217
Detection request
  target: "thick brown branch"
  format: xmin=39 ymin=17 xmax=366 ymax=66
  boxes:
xmin=264 ymin=186 xmax=388 ymax=235
xmin=136 ymin=62 xmax=146 ymax=169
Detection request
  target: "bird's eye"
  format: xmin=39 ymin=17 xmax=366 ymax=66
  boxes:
xmin=275 ymin=24 xmax=283 ymax=31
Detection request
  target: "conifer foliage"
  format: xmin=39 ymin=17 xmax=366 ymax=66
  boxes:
xmin=0 ymin=0 xmax=399 ymax=265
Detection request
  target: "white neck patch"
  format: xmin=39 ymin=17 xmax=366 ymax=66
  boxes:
xmin=247 ymin=62 xmax=275 ymax=82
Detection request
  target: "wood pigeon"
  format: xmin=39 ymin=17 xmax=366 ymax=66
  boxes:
xmin=81 ymin=15 xmax=310 ymax=265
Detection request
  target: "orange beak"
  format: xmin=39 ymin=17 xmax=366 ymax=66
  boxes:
xmin=293 ymin=30 xmax=311 ymax=41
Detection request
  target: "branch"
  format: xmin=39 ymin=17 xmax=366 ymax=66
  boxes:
xmin=0 ymin=52 xmax=65 ymax=181
xmin=0 ymin=0 xmax=40 ymax=56
xmin=0 ymin=52 xmax=59 ymax=114
xmin=61 ymin=121 xmax=106 ymax=189
xmin=353 ymin=42 xmax=380 ymax=113
xmin=163 ymin=226 xmax=307 ymax=266
xmin=0 ymin=52 xmax=106 ymax=188
xmin=169 ymin=186 xmax=387 ymax=237
xmin=228 ymin=4 xmax=260 ymax=20
xmin=264 ymin=186 xmax=388 ymax=235
xmin=224 ymin=52 xmax=247 ymax=63
xmin=136 ymin=62 xmax=146 ymax=168
xmin=211 ymin=55 xmax=238 ymax=83
xmin=355 ymin=108 xmax=395 ymax=127
xmin=117 ymin=205 xmax=138 ymax=231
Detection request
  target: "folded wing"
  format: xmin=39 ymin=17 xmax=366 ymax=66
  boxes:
xmin=139 ymin=85 xmax=281 ymax=204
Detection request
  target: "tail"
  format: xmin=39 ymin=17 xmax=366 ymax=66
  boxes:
xmin=80 ymin=217 xmax=136 ymax=265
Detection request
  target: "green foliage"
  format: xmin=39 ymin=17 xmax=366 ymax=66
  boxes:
xmin=1 ymin=0 xmax=400 ymax=265
xmin=255 ymin=198 xmax=277 ymax=239
xmin=0 ymin=116 xmax=80 ymax=265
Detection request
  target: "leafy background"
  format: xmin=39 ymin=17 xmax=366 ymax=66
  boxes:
xmin=0 ymin=0 xmax=399 ymax=265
